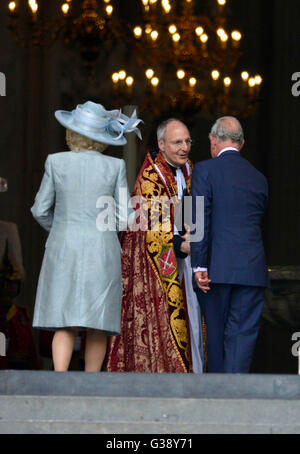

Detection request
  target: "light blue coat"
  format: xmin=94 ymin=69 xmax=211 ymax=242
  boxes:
xmin=31 ymin=150 xmax=132 ymax=335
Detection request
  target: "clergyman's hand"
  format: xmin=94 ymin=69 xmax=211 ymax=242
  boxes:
xmin=194 ymin=271 xmax=211 ymax=293
xmin=180 ymin=224 xmax=191 ymax=255
xmin=180 ymin=241 xmax=191 ymax=255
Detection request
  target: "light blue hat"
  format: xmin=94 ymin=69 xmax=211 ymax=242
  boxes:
xmin=55 ymin=101 xmax=143 ymax=146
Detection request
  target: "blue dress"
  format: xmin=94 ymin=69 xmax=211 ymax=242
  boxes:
xmin=31 ymin=150 xmax=132 ymax=335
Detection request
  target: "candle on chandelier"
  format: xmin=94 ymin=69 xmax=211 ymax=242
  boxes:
xmin=200 ymin=33 xmax=208 ymax=49
xmin=248 ymin=77 xmax=256 ymax=98
xmin=61 ymin=3 xmax=70 ymax=16
xmin=220 ymin=32 xmax=228 ymax=49
xmin=217 ymin=28 xmax=228 ymax=49
xmin=172 ymin=33 xmax=181 ymax=43
xmin=211 ymin=70 xmax=220 ymax=84
xmin=28 ymin=0 xmax=38 ymax=15
xmin=150 ymin=30 xmax=159 ymax=41
xmin=162 ymin=0 xmax=171 ymax=14
xmin=189 ymin=77 xmax=197 ymax=88
xmin=145 ymin=68 xmax=154 ymax=79
xmin=8 ymin=1 xmax=17 ymax=15
xmin=231 ymin=30 xmax=242 ymax=48
xmin=112 ymin=73 xmax=119 ymax=84
xmin=195 ymin=26 xmax=204 ymax=38
xmin=134 ymin=27 xmax=143 ymax=38
xmin=241 ymin=71 xmax=249 ymax=94
xmin=111 ymin=73 xmax=119 ymax=92
xmin=145 ymin=24 xmax=152 ymax=35
xmin=177 ymin=69 xmax=185 ymax=80
xmin=223 ymin=77 xmax=231 ymax=94
xmin=106 ymin=5 xmax=113 ymax=16
xmin=255 ymin=75 xmax=263 ymax=86
xmin=126 ymin=76 xmax=134 ymax=94
xmin=217 ymin=0 xmax=226 ymax=14
xmin=151 ymin=77 xmax=159 ymax=91
xmin=119 ymin=70 xmax=127 ymax=81
xmin=169 ymin=24 xmax=177 ymax=35
xmin=254 ymin=75 xmax=262 ymax=96
xmin=241 ymin=71 xmax=249 ymax=82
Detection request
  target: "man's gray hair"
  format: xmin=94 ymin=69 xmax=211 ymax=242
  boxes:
xmin=210 ymin=117 xmax=244 ymax=147
xmin=157 ymin=118 xmax=182 ymax=141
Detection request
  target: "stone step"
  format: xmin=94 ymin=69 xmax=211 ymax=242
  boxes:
xmin=1 ymin=370 xmax=300 ymax=399
xmin=0 ymin=371 xmax=300 ymax=434
xmin=0 ymin=395 xmax=300 ymax=434
xmin=1 ymin=420 xmax=299 ymax=435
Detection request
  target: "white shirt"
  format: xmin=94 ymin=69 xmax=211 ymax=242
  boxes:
xmin=217 ymin=147 xmax=239 ymax=157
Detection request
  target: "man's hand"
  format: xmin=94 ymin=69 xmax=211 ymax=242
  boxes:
xmin=194 ymin=271 xmax=211 ymax=293
xmin=180 ymin=224 xmax=191 ymax=255
xmin=180 ymin=241 xmax=190 ymax=255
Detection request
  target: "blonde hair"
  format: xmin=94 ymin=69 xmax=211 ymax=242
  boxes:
xmin=66 ymin=129 xmax=108 ymax=153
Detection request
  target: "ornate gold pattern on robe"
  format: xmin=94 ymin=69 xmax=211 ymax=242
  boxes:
xmin=105 ymin=151 xmax=193 ymax=372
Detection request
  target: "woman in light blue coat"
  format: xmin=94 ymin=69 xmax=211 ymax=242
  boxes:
xmin=31 ymin=101 xmax=142 ymax=372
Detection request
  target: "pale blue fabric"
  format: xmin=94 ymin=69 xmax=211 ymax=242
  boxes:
xmin=55 ymin=101 xmax=143 ymax=146
xmin=31 ymin=150 xmax=132 ymax=335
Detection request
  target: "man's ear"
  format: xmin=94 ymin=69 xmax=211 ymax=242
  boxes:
xmin=239 ymin=140 xmax=245 ymax=151
xmin=209 ymin=135 xmax=216 ymax=147
xmin=158 ymin=139 xmax=165 ymax=152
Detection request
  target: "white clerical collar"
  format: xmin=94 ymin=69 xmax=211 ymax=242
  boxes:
xmin=166 ymin=159 xmax=182 ymax=170
xmin=217 ymin=147 xmax=239 ymax=157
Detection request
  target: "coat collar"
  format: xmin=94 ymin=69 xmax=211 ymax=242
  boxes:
xmin=218 ymin=148 xmax=240 ymax=158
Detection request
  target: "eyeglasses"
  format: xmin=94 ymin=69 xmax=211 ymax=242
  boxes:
xmin=169 ymin=139 xmax=193 ymax=148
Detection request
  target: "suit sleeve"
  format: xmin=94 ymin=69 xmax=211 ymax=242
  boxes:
xmin=173 ymin=234 xmax=188 ymax=259
xmin=114 ymin=160 xmax=135 ymax=232
xmin=190 ymin=163 xmax=212 ymax=269
xmin=31 ymin=155 xmax=55 ymax=232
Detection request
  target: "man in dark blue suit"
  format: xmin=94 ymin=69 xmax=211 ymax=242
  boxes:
xmin=191 ymin=117 xmax=269 ymax=373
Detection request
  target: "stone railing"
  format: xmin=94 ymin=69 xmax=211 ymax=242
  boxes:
xmin=263 ymin=266 xmax=300 ymax=330
xmin=251 ymin=266 xmax=299 ymax=373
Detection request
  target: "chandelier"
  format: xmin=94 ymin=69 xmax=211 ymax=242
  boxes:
xmin=112 ymin=0 xmax=263 ymax=115
xmin=8 ymin=0 xmax=118 ymax=70
xmin=8 ymin=0 xmax=263 ymax=115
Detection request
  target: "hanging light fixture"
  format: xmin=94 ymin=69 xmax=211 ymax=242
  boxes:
xmin=8 ymin=0 xmax=118 ymax=71
xmin=118 ymin=0 xmax=263 ymax=115
xmin=8 ymin=0 xmax=263 ymax=115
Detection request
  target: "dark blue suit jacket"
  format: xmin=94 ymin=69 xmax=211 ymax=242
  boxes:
xmin=191 ymin=150 xmax=269 ymax=287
